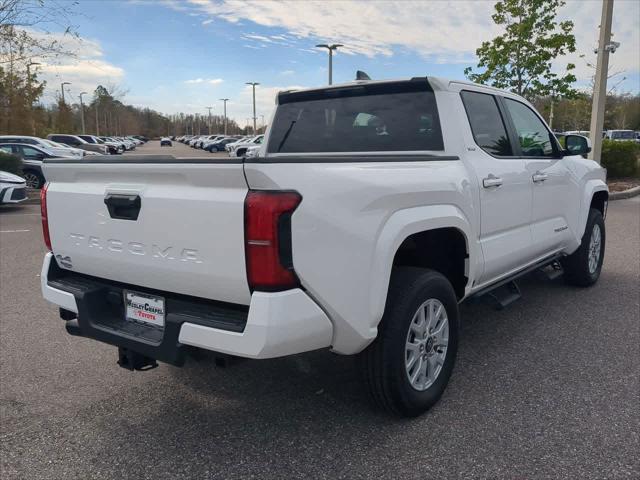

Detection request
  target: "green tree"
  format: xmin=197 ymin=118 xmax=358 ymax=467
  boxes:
xmin=464 ymin=0 xmax=577 ymax=100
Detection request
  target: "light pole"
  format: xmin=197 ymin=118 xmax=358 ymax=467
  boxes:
xmin=206 ymin=106 xmax=212 ymax=134
xmin=60 ymin=81 xmax=71 ymax=104
xmin=219 ymin=98 xmax=229 ymax=135
xmin=315 ymin=44 xmax=343 ymax=85
xmin=245 ymin=82 xmax=259 ymax=133
xmin=95 ymin=100 xmax=100 ymax=136
xmin=588 ymin=0 xmax=615 ymax=164
xmin=26 ymin=61 xmax=40 ymax=134
xmin=79 ymin=92 xmax=88 ymax=134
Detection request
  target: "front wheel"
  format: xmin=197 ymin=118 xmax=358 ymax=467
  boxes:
xmin=23 ymin=171 xmax=44 ymax=189
xmin=360 ymin=267 xmax=459 ymax=417
xmin=561 ymin=208 xmax=605 ymax=286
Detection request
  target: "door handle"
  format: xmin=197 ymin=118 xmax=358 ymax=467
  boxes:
xmin=483 ymin=174 xmax=503 ymax=188
xmin=532 ymin=171 xmax=548 ymax=183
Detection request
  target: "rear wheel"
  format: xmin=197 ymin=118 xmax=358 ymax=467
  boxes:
xmin=23 ymin=171 xmax=44 ymax=189
xmin=561 ymin=208 xmax=605 ymax=286
xmin=360 ymin=267 xmax=459 ymax=417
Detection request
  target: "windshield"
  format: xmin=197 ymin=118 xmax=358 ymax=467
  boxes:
xmin=268 ymin=81 xmax=443 ymax=153
xmin=611 ymin=131 xmax=635 ymax=139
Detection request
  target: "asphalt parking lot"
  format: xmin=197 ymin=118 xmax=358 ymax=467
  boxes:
xmin=0 ymin=168 xmax=638 ymax=478
xmin=129 ymin=139 xmax=232 ymax=157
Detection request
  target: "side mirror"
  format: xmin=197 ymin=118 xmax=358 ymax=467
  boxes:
xmin=564 ymin=134 xmax=591 ymax=157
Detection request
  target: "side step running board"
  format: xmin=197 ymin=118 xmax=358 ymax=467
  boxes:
xmin=469 ymin=253 xmax=563 ymax=310
xmin=485 ymin=281 xmax=521 ymax=310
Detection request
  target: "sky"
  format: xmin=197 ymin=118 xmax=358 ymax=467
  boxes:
xmin=34 ymin=0 xmax=640 ymax=126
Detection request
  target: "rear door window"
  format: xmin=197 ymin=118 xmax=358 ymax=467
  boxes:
xmin=268 ymin=81 xmax=443 ymax=153
xmin=461 ymin=91 xmax=513 ymax=157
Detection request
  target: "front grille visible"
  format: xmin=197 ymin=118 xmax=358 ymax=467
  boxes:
xmin=10 ymin=187 xmax=26 ymax=200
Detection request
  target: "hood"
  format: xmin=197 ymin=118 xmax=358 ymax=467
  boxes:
xmin=0 ymin=170 xmax=26 ymax=183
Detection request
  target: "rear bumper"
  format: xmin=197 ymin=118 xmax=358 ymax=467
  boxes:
xmin=41 ymin=253 xmax=333 ymax=363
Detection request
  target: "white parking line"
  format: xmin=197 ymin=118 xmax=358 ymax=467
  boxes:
xmin=0 ymin=229 xmax=31 ymax=233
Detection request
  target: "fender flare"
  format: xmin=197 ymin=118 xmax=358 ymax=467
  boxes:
xmin=577 ymin=180 xmax=608 ymax=239
xmin=367 ymin=204 xmax=477 ymax=329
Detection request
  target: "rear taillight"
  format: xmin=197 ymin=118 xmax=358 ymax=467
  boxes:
xmin=245 ymin=190 xmax=302 ymax=291
xmin=40 ymin=183 xmax=51 ymax=251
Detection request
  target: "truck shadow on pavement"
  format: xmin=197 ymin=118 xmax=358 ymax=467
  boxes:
xmin=82 ymin=276 xmax=584 ymax=465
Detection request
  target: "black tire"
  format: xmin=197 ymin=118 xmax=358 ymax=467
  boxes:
xmin=23 ymin=170 xmax=44 ymax=189
xmin=236 ymin=148 xmax=246 ymax=157
xmin=561 ymin=208 xmax=605 ymax=286
xmin=360 ymin=267 xmax=459 ymax=417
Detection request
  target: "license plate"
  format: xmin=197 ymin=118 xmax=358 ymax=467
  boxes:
xmin=124 ymin=291 xmax=165 ymax=327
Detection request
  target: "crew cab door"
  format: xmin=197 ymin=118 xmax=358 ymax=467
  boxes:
xmin=459 ymin=90 xmax=534 ymax=284
xmin=500 ymin=97 xmax=574 ymax=256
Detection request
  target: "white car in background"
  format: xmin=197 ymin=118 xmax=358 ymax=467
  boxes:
xmin=0 ymin=135 xmax=83 ymax=158
xmin=0 ymin=171 xmax=27 ymax=204
xmin=227 ymin=135 xmax=264 ymax=157
xmin=244 ymin=145 xmax=261 ymax=158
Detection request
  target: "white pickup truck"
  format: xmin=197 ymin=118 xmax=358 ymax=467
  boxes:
xmin=40 ymin=77 xmax=608 ymax=417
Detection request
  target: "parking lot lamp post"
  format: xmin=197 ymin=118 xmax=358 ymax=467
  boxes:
xmin=79 ymin=92 xmax=88 ymax=134
xmin=206 ymin=106 xmax=212 ymax=134
xmin=219 ymin=98 xmax=229 ymax=135
xmin=95 ymin=102 xmax=100 ymax=136
xmin=60 ymin=81 xmax=71 ymax=104
xmin=245 ymin=82 xmax=259 ymax=133
xmin=315 ymin=44 xmax=343 ymax=85
xmin=26 ymin=62 xmax=40 ymax=134
xmin=588 ymin=0 xmax=615 ymax=164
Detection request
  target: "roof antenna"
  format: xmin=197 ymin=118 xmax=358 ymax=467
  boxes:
xmin=356 ymin=70 xmax=371 ymax=81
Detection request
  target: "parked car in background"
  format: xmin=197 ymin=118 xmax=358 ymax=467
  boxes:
xmin=196 ymin=135 xmax=222 ymax=149
xmin=202 ymin=136 xmax=227 ymax=150
xmin=99 ymin=137 xmax=127 ymax=152
xmin=78 ymin=135 xmax=123 ymax=155
xmin=227 ymin=135 xmax=264 ymax=157
xmin=605 ymin=130 xmax=636 ymax=141
xmin=132 ymin=135 xmax=148 ymax=143
xmin=0 ymin=135 xmax=83 ymax=158
xmin=0 ymin=170 xmax=27 ymax=204
xmin=204 ymin=137 xmax=238 ymax=152
xmin=160 ymin=137 xmax=172 ymax=147
xmin=0 ymin=143 xmax=63 ymax=188
xmin=47 ymin=134 xmax=108 ymax=155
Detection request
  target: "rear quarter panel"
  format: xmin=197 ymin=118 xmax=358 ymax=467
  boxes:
xmin=244 ymin=158 xmax=476 ymax=354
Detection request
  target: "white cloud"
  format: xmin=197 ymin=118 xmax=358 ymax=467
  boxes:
xmin=183 ymin=0 xmax=639 ymax=86
xmin=18 ymin=31 xmax=126 ymax=103
xmin=280 ymin=70 xmax=295 ymax=76
xmin=186 ymin=0 xmax=501 ymax=63
xmin=184 ymin=78 xmax=224 ymax=85
xmin=202 ymin=19 xmax=213 ymax=25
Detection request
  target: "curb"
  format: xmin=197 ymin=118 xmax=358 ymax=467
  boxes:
xmin=610 ymin=185 xmax=640 ymax=201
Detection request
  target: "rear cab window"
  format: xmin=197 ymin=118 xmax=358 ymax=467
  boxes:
xmin=268 ymin=80 xmax=444 ymax=154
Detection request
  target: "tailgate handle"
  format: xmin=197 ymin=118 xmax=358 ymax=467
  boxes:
xmin=104 ymin=194 xmax=141 ymax=221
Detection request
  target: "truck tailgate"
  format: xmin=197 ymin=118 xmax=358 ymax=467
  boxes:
xmin=43 ymin=158 xmax=251 ymax=305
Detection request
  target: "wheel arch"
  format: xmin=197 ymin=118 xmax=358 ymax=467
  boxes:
xmin=577 ymin=180 xmax=609 ymax=240
xmin=369 ymin=205 xmax=477 ymax=329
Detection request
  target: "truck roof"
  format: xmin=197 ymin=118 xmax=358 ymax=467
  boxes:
xmin=277 ymin=76 xmax=516 ymax=97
